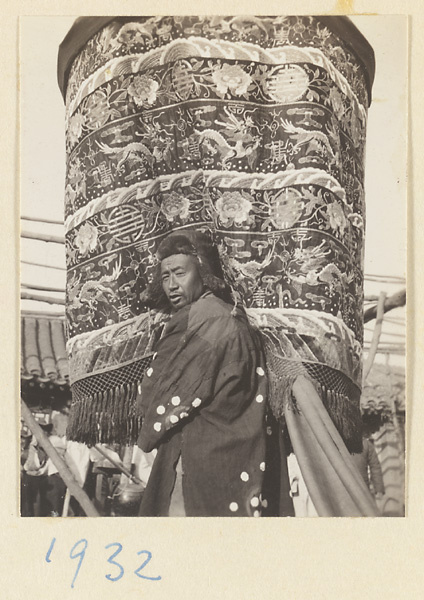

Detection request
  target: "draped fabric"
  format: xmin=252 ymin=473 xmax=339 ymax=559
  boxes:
xmin=59 ymin=16 xmax=374 ymax=456
xmin=288 ymin=377 xmax=379 ymax=517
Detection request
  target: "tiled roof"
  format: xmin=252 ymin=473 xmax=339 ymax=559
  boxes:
xmin=21 ymin=313 xmax=69 ymax=386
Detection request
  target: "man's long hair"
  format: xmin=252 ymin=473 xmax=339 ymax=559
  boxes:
xmin=141 ymin=230 xmax=233 ymax=310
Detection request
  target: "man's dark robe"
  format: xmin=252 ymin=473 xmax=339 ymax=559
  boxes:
xmin=137 ymin=292 xmax=292 ymax=516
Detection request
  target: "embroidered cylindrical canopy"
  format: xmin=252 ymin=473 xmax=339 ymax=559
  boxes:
xmin=59 ymin=16 xmax=374 ymax=448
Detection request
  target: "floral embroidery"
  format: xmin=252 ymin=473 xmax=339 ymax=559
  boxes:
xmin=268 ymin=189 xmax=303 ymax=229
xmin=212 ymin=64 xmax=252 ymax=97
xmin=160 ymin=192 xmax=190 ymax=222
xmin=326 ymin=201 xmax=347 ymax=234
xmin=66 ymin=61 xmax=361 ymax=166
xmin=349 ymin=213 xmax=364 ymax=229
xmin=66 ymin=17 xmax=370 ymax=111
xmin=67 ymin=113 xmax=86 ymax=146
xmin=74 ymin=223 xmax=98 ymax=256
xmin=215 ymin=191 xmax=253 ymax=226
xmin=128 ymin=74 xmax=159 ymax=107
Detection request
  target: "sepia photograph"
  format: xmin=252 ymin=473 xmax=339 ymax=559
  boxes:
xmin=20 ymin=14 xmax=406 ymax=519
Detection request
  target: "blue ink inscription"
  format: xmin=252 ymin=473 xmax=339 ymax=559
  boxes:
xmin=45 ymin=537 xmax=56 ymax=563
xmin=105 ymin=543 xmax=125 ymax=582
xmin=45 ymin=537 xmax=161 ymax=588
xmin=134 ymin=550 xmax=162 ymax=581
xmin=69 ymin=539 xmax=88 ymax=589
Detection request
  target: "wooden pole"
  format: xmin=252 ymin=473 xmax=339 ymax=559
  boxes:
xmin=62 ymin=488 xmax=71 ymax=517
xmin=21 ymin=400 xmax=99 ymax=517
xmin=94 ymin=445 xmax=142 ymax=485
xmin=21 ymin=291 xmax=66 ymax=305
xmin=363 ymin=348 xmax=405 ymax=356
xmin=364 ymin=273 xmax=406 ymax=282
xmin=364 ymin=276 xmax=405 ymax=284
xmin=22 ymin=283 xmax=65 ymax=293
xmin=364 ymin=328 xmax=405 ymax=339
xmin=363 ymin=346 xmax=405 ymax=354
xmin=21 ymin=215 xmax=64 ymax=225
xmin=364 ymin=289 xmax=406 ymax=323
xmin=21 ymin=231 xmax=65 ymax=244
xmin=21 ymin=260 xmax=66 ymax=271
xmin=120 ymin=445 xmax=135 ymax=487
xmin=363 ymin=291 xmax=387 ymax=383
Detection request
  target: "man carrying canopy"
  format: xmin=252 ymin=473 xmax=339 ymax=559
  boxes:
xmin=136 ymin=229 xmax=293 ymax=517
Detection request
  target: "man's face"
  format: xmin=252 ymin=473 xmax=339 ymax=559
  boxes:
xmin=161 ymin=253 xmax=204 ymax=310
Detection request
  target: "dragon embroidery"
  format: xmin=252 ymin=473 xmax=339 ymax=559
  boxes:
xmin=96 ymin=140 xmax=156 ymax=172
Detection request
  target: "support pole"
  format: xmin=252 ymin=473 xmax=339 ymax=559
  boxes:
xmin=119 ymin=445 xmax=135 ymax=487
xmin=22 ymin=283 xmax=65 ymax=293
xmin=21 ymin=231 xmax=65 ymax=244
xmin=363 ymin=291 xmax=387 ymax=383
xmin=21 ymin=291 xmax=66 ymax=305
xmin=21 ymin=215 xmax=64 ymax=225
xmin=94 ymin=445 xmax=142 ymax=485
xmin=62 ymin=488 xmax=71 ymax=517
xmin=21 ymin=400 xmax=99 ymax=517
xmin=364 ymin=289 xmax=405 ymax=323
xmin=21 ymin=260 xmax=66 ymax=271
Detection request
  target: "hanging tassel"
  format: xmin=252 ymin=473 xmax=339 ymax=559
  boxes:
xmin=312 ymin=383 xmax=363 ymax=453
xmin=67 ymin=381 xmax=142 ymax=447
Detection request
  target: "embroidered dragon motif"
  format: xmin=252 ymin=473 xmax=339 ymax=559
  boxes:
xmin=280 ymin=119 xmax=340 ymax=167
xmin=96 ymin=140 xmax=156 ymax=172
xmin=67 ymin=257 xmax=122 ymax=317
